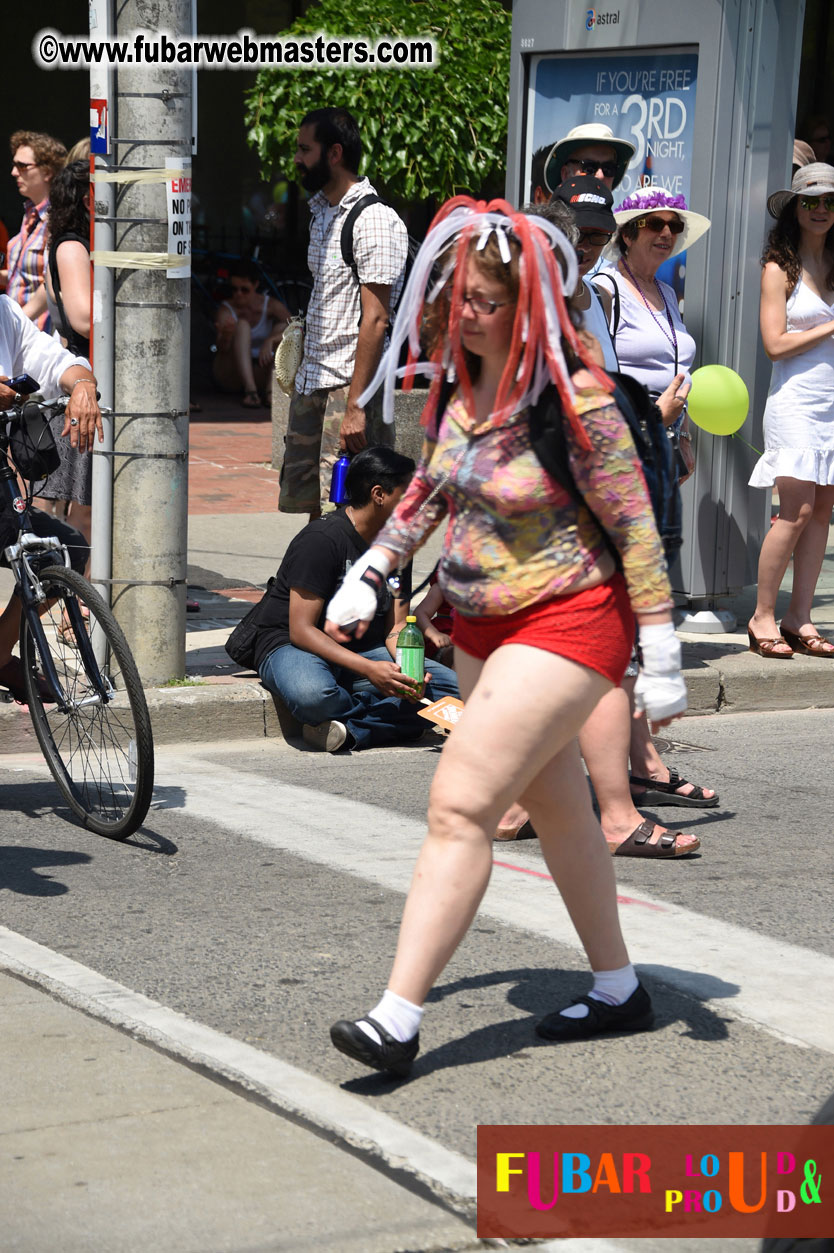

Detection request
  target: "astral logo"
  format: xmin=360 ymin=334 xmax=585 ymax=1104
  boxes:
xmin=586 ymin=7 xmax=620 ymax=28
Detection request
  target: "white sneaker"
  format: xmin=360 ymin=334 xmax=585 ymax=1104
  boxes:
xmin=302 ymin=720 xmax=348 ymax=752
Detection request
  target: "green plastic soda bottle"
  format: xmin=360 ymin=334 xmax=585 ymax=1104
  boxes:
xmin=396 ymin=615 xmax=425 ymax=692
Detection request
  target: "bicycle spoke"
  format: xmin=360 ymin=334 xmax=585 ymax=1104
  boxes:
xmin=20 ymin=567 xmax=154 ymax=838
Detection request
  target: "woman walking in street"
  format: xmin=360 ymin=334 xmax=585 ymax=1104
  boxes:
xmin=321 ymin=198 xmax=688 ymax=1076
xmin=748 ymin=164 xmax=834 ymax=658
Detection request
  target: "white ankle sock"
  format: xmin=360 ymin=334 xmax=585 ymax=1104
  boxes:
xmin=357 ymin=989 xmax=423 ymax=1044
xmin=559 ymin=964 xmax=639 ymax=1019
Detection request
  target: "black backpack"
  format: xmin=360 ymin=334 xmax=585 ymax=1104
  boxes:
xmin=340 ymin=193 xmax=418 ymax=322
xmin=527 ymin=373 xmax=682 ymax=566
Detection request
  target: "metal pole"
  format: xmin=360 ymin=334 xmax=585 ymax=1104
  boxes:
xmin=111 ymin=0 xmax=192 ymax=683
xmin=90 ymin=0 xmax=114 ymax=659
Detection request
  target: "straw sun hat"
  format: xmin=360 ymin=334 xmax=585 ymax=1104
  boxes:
xmin=767 ymin=162 xmax=834 ymax=218
xmin=605 ymin=187 xmax=711 ymax=259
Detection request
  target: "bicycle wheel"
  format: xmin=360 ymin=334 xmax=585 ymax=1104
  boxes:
xmin=19 ymin=566 xmax=154 ymax=839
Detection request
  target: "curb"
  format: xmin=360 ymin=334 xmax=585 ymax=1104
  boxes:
xmin=4 ymin=647 xmax=834 ymax=752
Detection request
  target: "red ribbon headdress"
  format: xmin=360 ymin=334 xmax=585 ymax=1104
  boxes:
xmin=358 ymin=196 xmax=612 ymax=451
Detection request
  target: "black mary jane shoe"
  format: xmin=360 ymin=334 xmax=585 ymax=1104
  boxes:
xmin=536 ymin=983 xmax=655 ymax=1042
xmin=330 ymin=1015 xmax=419 ymax=1076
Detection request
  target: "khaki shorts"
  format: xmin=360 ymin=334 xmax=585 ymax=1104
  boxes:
xmin=278 ymin=386 xmax=392 ymax=514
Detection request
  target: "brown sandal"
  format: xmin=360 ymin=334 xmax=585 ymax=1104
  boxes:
xmin=494 ymin=819 xmax=537 ymax=841
xmin=608 ymin=820 xmax=700 ymax=858
xmin=747 ymin=628 xmax=793 ymax=658
xmin=779 ymin=626 xmax=834 ymax=657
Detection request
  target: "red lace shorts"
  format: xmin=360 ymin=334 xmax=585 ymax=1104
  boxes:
xmin=451 ymin=573 xmax=634 ymax=686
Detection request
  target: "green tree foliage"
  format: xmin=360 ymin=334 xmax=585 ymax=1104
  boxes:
xmin=245 ymin=0 xmax=511 ymax=204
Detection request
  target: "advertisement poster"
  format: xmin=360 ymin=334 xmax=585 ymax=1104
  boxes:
xmin=526 ymin=49 xmax=698 ymax=294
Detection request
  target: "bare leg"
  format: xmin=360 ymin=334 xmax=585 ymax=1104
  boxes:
xmin=212 ymin=320 xmax=258 ymax=398
xmin=780 ymin=483 xmax=834 ymax=643
xmin=232 ymin=319 xmax=258 ymax=397
xmin=524 ymin=737 xmax=627 ymax=972
xmin=748 ymin=477 xmax=815 ymax=648
xmin=0 ymin=596 xmax=20 ymax=663
xmin=622 ymin=673 xmax=716 ymax=804
xmin=579 ymin=685 xmax=699 ymax=851
xmin=387 ymin=644 xmax=616 ymax=1006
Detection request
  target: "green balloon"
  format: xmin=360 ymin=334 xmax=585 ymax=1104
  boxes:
xmin=687 ymin=365 xmax=750 ymax=435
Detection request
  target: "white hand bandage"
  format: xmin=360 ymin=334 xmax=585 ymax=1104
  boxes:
xmin=634 ymin=621 xmax=687 ymax=722
xmin=324 ymin=547 xmax=395 ymax=634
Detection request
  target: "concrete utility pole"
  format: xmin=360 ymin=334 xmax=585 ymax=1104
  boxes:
xmin=109 ymin=0 xmax=192 ymax=683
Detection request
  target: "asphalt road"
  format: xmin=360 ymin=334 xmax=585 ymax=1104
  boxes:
xmin=1 ymin=706 xmax=833 ymax=1252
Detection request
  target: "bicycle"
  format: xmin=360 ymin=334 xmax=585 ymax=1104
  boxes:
xmin=1 ymin=391 xmax=154 ymax=839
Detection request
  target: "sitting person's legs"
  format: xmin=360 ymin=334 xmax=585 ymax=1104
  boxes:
xmin=259 ymin=644 xmax=354 ymax=729
xmin=259 ymin=641 xmax=459 ymax=750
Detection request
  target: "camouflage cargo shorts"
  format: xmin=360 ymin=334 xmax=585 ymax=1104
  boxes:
xmin=278 ymin=386 xmax=392 ymax=514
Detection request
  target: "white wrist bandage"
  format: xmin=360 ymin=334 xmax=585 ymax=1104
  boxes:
xmin=634 ymin=622 xmax=687 ymax=722
xmin=325 ymin=547 xmax=395 ymax=634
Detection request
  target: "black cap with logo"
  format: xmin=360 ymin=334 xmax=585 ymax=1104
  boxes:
xmin=551 ymin=175 xmax=616 ymax=233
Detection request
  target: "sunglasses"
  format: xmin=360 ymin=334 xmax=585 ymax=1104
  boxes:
xmin=461 ymin=293 xmax=511 ymax=316
xmin=636 ymin=214 xmax=685 ymax=235
xmin=11 ymin=160 xmax=39 ymax=172
xmin=567 ymin=158 xmax=619 ymax=179
xmin=799 ymin=195 xmax=834 ymax=212
xmin=577 ymin=229 xmax=613 ymax=247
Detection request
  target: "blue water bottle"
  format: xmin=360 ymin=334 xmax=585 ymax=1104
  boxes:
xmin=329 ymin=454 xmax=351 ymax=504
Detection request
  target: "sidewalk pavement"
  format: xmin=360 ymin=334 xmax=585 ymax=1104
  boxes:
xmin=3 ymin=388 xmax=834 ymax=746
xmin=0 ymin=967 xmax=478 ymax=1252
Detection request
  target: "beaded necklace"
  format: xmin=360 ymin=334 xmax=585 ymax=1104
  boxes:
xmin=620 ymin=257 xmax=678 ymax=363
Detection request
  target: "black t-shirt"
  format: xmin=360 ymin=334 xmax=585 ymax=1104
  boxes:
xmin=252 ymin=509 xmax=412 ymax=670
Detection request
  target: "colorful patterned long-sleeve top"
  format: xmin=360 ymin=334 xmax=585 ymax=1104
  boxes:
xmin=376 ymin=383 xmax=672 ymax=617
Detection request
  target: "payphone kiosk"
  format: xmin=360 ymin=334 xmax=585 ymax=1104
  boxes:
xmin=507 ymin=0 xmax=805 ymax=624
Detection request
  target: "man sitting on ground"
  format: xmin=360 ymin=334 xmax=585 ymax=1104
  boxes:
xmin=252 ymin=446 xmax=458 ymax=751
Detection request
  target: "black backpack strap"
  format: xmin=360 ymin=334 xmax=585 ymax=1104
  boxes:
xmin=527 ymin=384 xmax=582 ymax=507
xmin=592 ymin=270 xmax=621 ymax=338
xmin=340 ymin=194 xmax=383 ymax=283
xmin=527 ymin=383 xmax=620 ymax=563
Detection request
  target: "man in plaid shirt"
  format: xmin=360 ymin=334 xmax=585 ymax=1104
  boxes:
xmin=279 ymin=107 xmax=408 ymax=518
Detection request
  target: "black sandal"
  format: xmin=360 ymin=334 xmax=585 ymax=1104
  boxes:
xmin=629 ymin=769 xmax=719 ymax=808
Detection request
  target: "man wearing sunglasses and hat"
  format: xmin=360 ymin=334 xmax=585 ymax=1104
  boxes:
xmin=543 ymin=122 xmax=636 ymax=196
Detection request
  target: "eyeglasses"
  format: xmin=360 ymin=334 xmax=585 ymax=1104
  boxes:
xmin=636 ymin=214 xmax=685 ymax=235
xmin=799 ymin=195 xmax=834 ymax=212
xmin=577 ymin=229 xmax=613 ymax=247
xmin=461 ymin=293 xmax=511 ymax=316
xmin=567 ymin=158 xmax=618 ymax=180
xmin=11 ymin=160 xmax=39 ymax=172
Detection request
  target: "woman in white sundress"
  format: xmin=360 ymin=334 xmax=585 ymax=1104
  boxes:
xmin=748 ymin=163 xmax=834 ymax=658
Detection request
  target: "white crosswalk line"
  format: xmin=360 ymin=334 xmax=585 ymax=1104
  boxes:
xmin=164 ymin=754 xmax=834 ymax=1056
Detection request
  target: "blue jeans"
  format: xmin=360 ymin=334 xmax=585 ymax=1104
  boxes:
xmin=259 ymin=643 xmax=459 ymax=750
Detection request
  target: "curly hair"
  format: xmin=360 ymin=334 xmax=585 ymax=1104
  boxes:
xmin=10 ymin=130 xmax=67 ymax=179
xmin=46 ymin=161 xmax=89 ymax=245
xmin=762 ymin=200 xmax=834 ymax=290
